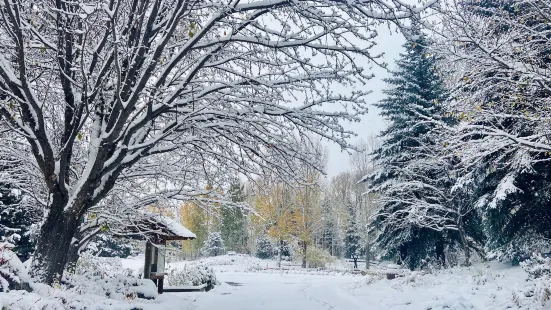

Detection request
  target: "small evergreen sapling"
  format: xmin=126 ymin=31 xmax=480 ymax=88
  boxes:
xmin=201 ymin=232 xmax=226 ymax=257
xmin=255 ymin=233 xmax=274 ymax=259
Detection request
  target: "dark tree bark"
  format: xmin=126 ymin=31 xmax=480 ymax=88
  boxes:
xmin=301 ymin=241 xmax=307 ymax=268
xmin=31 ymin=207 xmax=81 ymax=284
xmin=435 ymin=236 xmax=446 ymax=267
xmin=65 ymin=241 xmax=80 ymax=272
xmin=458 ymin=216 xmax=471 ymax=266
xmin=277 ymin=239 xmax=282 ymax=268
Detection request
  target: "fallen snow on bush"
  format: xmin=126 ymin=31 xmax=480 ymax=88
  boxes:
xmin=0 ymin=253 xmax=195 ymax=310
xmin=0 ymin=242 xmax=27 ymax=291
xmin=166 ymin=265 xmax=217 ymax=290
xmin=341 ymin=261 xmax=542 ymax=309
xmin=0 ymin=288 xmax=195 ymax=310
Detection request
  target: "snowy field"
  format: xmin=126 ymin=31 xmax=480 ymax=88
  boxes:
xmin=1 ymin=254 xmax=547 ymax=309
xmin=121 ymin=255 xmax=542 ymax=310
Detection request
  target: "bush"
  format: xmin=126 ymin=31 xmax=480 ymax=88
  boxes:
xmin=72 ymin=252 xmax=133 ymax=278
xmin=513 ymin=254 xmax=551 ymax=307
xmin=63 ymin=253 xmax=156 ymax=300
xmin=0 ymin=241 xmax=28 ymax=291
xmin=521 ymin=254 xmax=551 ymax=279
xmin=166 ymin=264 xmax=217 ymax=291
xmin=306 ymin=247 xmax=334 ymax=269
xmin=64 ymin=274 xmax=158 ymax=300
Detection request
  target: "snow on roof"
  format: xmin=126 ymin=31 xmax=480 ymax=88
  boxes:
xmin=153 ymin=214 xmax=196 ymax=240
xmin=126 ymin=210 xmax=197 ymax=241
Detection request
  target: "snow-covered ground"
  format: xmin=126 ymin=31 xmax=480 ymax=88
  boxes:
xmin=2 ymin=254 xmax=546 ymax=309
xmin=122 ymin=254 xmax=542 ymax=310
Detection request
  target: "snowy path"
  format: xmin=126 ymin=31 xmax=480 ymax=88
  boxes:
xmin=191 ymin=272 xmax=371 ymax=310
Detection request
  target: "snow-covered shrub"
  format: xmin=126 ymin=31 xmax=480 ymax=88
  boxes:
xmin=514 ymin=254 xmax=551 ymax=306
xmin=201 ymin=232 xmax=225 ymax=257
xmin=64 ymin=274 xmax=158 ymax=300
xmin=0 ymin=241 xmax=27 ymax=291
xmin=255 ymin=233 xmax=273 ymax=259
xmin=62 ymin=253 xmax=156 ymax=300
xmin=72 ymin=252 xmax=133 ymax=278
xmin=166 ymin=264 xmax=217 ymax=290
xmin=521 ymin=254 xmax=551 ymax=279
xmin=487 ymin=234 xmax=550 ymax=265
xmin=274 ymin=240 xmax=293 ymax=261
xmin=306 ymin=247 xmax=334 ymax=269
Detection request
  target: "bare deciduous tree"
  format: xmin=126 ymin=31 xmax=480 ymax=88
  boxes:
xmin=0 ymin=0 xmax=435 ymax=283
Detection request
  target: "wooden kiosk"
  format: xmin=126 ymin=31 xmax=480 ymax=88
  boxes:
xmin=137 ymin=214 xmax=196 ymax=294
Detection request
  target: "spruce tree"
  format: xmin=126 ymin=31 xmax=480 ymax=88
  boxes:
xmin=320 ymin=200 xmax=339 ymax=256
xmin=344 ymin=203 xmax=361 ymax=259
xmin=255 ymin=233 xmax=274 ymax=259
xmin=201 ymin=232 xmax=226 ymax=257
xmin=86 ymin=234 xmax=133 ymax=258
xmin=450 ymin=0 xmax=551 ymax=263
xmin=220 ymin=182 xmax=248 ymax=253
xmin=367 ymin=33 xmax=457 ymax=269
xmin=0 ymin=182 xmax=39 ymax=261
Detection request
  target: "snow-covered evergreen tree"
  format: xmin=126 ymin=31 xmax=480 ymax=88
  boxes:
xmin=255 ymin=233 xmax=273 ymax=259
xmin=436 ymin=0 xmax=551 ymax=262
xmin=274 ymin=240 xmax=293 ymax=261
xmin=86 ymin=234 xmax=133 ymax=258
xmin=345 ymin=204 xmax=361 ymax=259
xmin=319 ymin=199 xmax=340 ymax=257
xmin=201 ymin=232 xmax=226 ymax=257
xmin=220 ymin=182 xmax=248 ymax=253
xmin=366 ymin=33 xmax=461 ymax=269
xmin=0 ymin=182 xmax=39 ymax=262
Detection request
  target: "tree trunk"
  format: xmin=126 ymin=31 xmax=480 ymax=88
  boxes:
xmin=65 ymin=218 xmax=87 ymax=272
xmin=458 ymin=216 xmax=471 ymax=266
xmin=65 ymin=240 xmax=80 ymax=273
xmin=30 ymin=208 xmax=80 ymax=284
xmin=365 ymin=240 xmax=370 ymax=270
xmin=277 ymin=239 xmax=282 ymax=268
xmin=301 ymin=241 xmax=307 ymax=268
xmin=436 ymin=236 xmax=445 ymax=267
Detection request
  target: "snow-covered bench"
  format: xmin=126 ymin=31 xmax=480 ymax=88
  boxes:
xmin=163 ymin=283 xmax=208 ymax=292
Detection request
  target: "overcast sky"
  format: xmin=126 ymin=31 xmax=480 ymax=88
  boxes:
xmin=323 ymin=26 xmax=406 ymax=179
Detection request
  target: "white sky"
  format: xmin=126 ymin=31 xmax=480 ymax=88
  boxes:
xmin=324 ymin=25 xmax=406 ymax=179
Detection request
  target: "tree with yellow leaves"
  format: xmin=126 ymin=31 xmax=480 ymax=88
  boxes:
xmin=252 ymin=181 xmax=296 ymax=267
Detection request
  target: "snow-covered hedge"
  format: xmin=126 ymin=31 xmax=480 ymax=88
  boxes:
xmin=166 ymin=264 xmax=217 ymax=290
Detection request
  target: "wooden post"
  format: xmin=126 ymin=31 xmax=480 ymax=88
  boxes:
xmin=144 ymin=241 xmax=153 ymax=279
xmin=152 ymin=245 xmax=158 ymax=273
xmin=158 ymin=278 xmax=164 ymax=294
